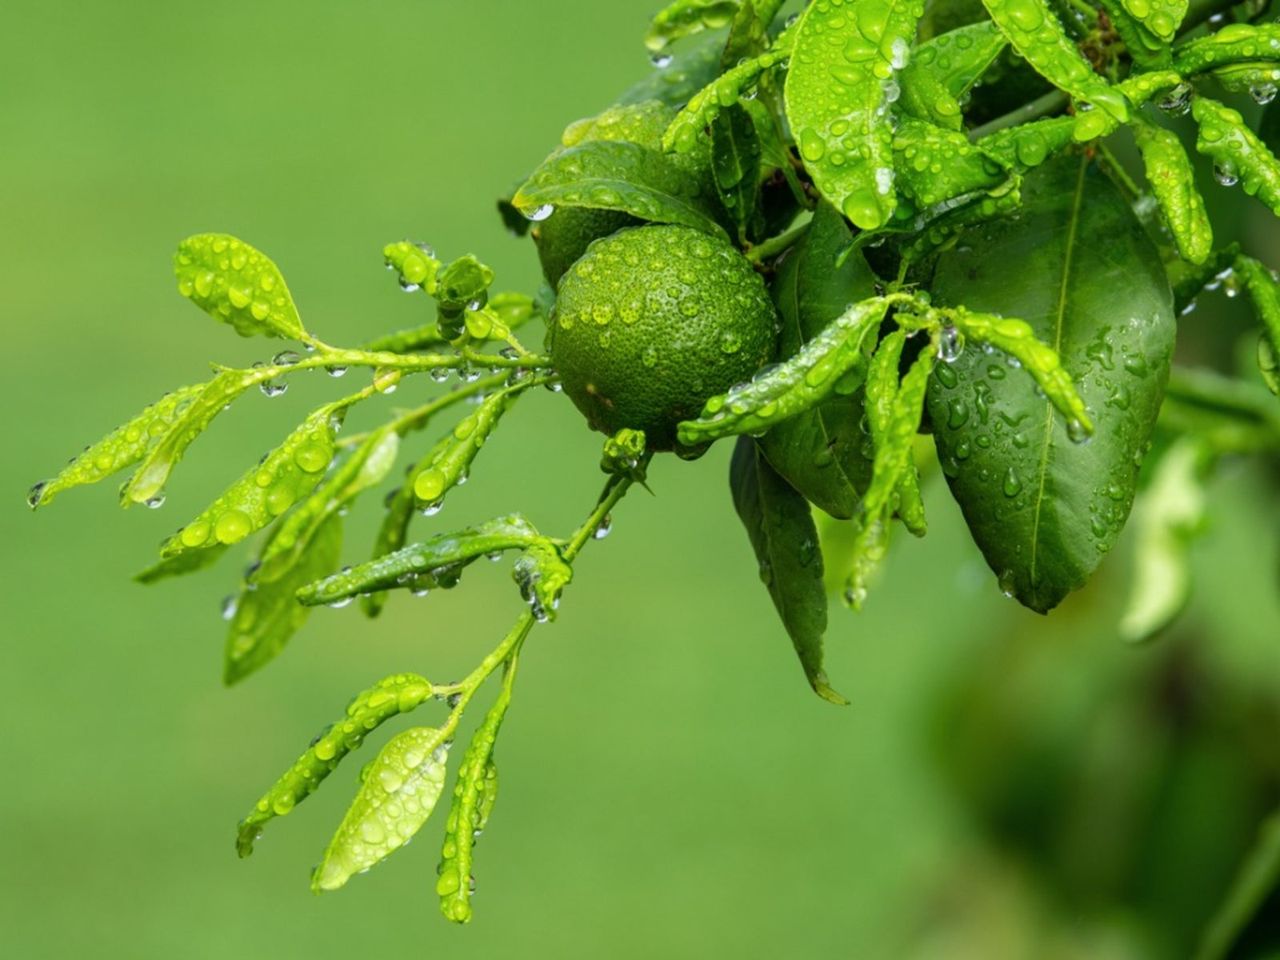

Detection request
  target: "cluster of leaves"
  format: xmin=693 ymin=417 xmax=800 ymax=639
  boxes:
xmin=29 ymin=0 xmax=1280 ymax=937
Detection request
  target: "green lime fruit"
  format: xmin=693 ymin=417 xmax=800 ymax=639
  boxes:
xmin=548 ymin=225 xmax=778 ymax=450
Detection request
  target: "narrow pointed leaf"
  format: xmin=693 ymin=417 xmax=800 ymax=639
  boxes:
xmin=678 ymin=296 xmax=893 ymax=445
xmin=1192 ymin=97 xmax=1280 ymax=218
xmin=312 ymin=727 xmax=451 ymax=892
xmin=784 ymin=0 xmax=924 ymax=230
xmin=1097 ymin=1 xmax=1174 ymax=69
xmin=512 ymin=140 xmax=726 ymax=239
xmin=980 ymin=0 xmax=1130 ymax=136
xmin=297 ymin=515 xmax=541 ymax=606
xmin=665 ymin=47 xmax=791 ymax=154
xmin=865 ymin=330 xmax=927 ymax=536
xmin=928 ymin=157 xmax=1175 ymax=613
xmin=759 ymin=203 xmax=877 ymax=519
xmin=894 ymin=119 xmax=1008 ymax=208
xmin=160 ymin=404 xmax=340 ymax=560
xmin=1235 ymin=255 xmax=1280 ymax=396
xmin=846 ymin=348 xmax=935 ymax=607
xmin=236 ymin=672 xmax=435 ymax=856
xmin=175 ymin=234 xmax=307 ymax=340
xmin=30 ymin=382 xmax=207 ymax=509
xmin=1174 ymin=22 xmax=1280 ymax=76
xmin=1133 ymin=117 xmax=1213 ymax=265
xmin=411 ymin=387 xmax=521 ymax=506
xmin=730 ymin=436 xmax=845 ymax=705
xmin=645 ymin=0 xmax=740 ymax=52
xmin=710 ymin=103 xmax=763 ymax=243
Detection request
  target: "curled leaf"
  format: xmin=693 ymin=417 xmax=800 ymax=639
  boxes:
xmin=237 ymin=673 xmax=435 ymax=856
xmin=312 ymin=727 xmax=451 ymax=892
xmin=664 ymin=47 xmax=791 ymax=154
xmin=1133 ymin=117 xmax=1213 ymax=265
xmin=175 ymin=234 xmax=307 ymax=340
xmin=1192 ymin=96 xmax=1280 ymax=218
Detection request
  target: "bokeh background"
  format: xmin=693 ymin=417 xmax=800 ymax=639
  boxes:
xmin=4 ymin=2 xmax=1279 ymax=957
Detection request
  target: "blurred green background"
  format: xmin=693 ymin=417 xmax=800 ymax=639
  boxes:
xmin=4 ymin=2 xmax=1279 ymax=957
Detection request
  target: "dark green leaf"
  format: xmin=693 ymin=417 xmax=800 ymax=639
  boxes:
xmin=730 ymin=436 xmax=845 ymax=705
xmin=899 ymin=20 xmax=1008 ymax=129
xmin=710 ymin=104 xmax=763 ymax=243
xmin=759 ymin=203 xmax=877 ymax=519
xmin=929 ymin=156 xmax=1175 ymax=612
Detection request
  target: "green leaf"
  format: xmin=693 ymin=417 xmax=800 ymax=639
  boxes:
xmin=759 ymin=203 xmax=877 ymax=520
xmin=678 ymin=295 xmax=894 ymax=446
xmin=1174 ymin=22 xmax=1280 ymax=77
xmin=977 ymin=115 xmax=1077 ymax=172
xmin=512 ymin=140 xmax=726 ymax=239
xmin=846 ymin=345 xmax=935 ymax=607
xmin=120 ymin=368 xmax=259 ymax=505
xmin=224 ymin=427 xmax=400 ymax=683
xmin=665 ymin=46 xmax=792 ymax=154
xmin=1097 ymin=0 xmax=1174 ymax=69
xmin=784 ymin=0 xmax=924 ymax=230
xmin=710 ymin=104 xmax=763 ymax=244
xmin=1192 ymin=96 xmax=1280 ymax=218
xmin=1193 ymin=804 xmax=1280 ymax=960
xmin=1119 ymin=438 xmax=1212 ymax=643
xmin=719 ymin=0 xmax=770 ymax=71
xmin=1235 ymin=255 xmax=1280 ymax=395
xmin=29 ymin=381 xmax=206 ymax=509
xmin=175 ymin=234 xmax=307 ymax=341
xmin=438 ymin=653 xmax=521 ymax=923
xmin=1132 ymin=116 xmax=1213 ymax=265
xmin=512 ymin=540 xmax=573 ymax=622
xmin=730 ymin=436 xmax=845 ymax=705
xmin=411 ymin=388 xmax=520 ymax=506
xmin=236 ymin=672 xmax=435 ymax=856
xmin=297 ymin=515 xmax=542 ymax=607
xmin=134 ymin=543 xmax=229 ymax=585
xmin=224 ymin=515 xmax=343 ymax=685
xmin=894 ymin=119 xmax=1008 ymax=208
xmin=645 ymin=0 xmax=739 ymax=52
xmin=159 ymin=403 xmax=341 ymax=560
xmin=1118 ymin=0 xmax=1185 ymax=41
xmin=980 ymin=0 xmax=1130 ymax=138
xmin=928 ymin=156 xmax=1176 ymax=613
xmin=899 ymin=20 xmax=1008 ymax=130
xmin=864 ymin=329 xmax=927 ymax=537
xmin=312 ymin=726 xmax=451 ymax=893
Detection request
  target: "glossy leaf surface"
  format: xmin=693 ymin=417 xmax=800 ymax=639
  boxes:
xmin=929 ymin=157 xmax=1175 ymax=612
xmin=175 ymin=234 xmax=307 ymax=340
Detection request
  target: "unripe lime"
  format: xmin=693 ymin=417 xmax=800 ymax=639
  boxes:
xmin=548 ymin=225 xmax=778 ymax=450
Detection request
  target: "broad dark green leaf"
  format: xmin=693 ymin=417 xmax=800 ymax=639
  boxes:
xmin=237 ymin=672 xmax=435 ymax=856
xmin=175 ymin=234 xmax=307 ymax=340
xmin=312 ymin=726 xmax=451 ymax=893
xmin=512 ymin=140 xmax=726 ymax=239
xmin=759 ymin=202 xmax=877 ymax=520
xmin=929 ymin=156 xmax=1175 ymax=612
xmin=730 ymin=436 xmax=845 ymax=705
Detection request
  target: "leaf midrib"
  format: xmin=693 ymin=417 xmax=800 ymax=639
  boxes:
xmin=1027 ymin=157 xmax=1087 ymax=591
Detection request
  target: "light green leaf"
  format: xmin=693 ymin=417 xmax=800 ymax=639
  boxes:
xmin=784 ymin=0 xmax=924 ymax=230
xmin=645 ymin=0 xmax=739 ymax=52
xmin=29 ymin=382 xmax=206 ymax=509
xmin=928 ymin=156 xmax=1175 ymax=613
xmin=678 ymin=296 xmax=894 ymax=446
xmin=411 ymin=388 xmax=520 ymax=506
xmin=175 ymin=234 xmax=307 ymax=340
xmin=665 ymin=46 xmax=791 ymax=154
xmin=846 ymin=347 xmax=935 ymax=609
xmin=1119 ymin=438 xmax=1211 ymax=643
xmin=899 ymin=20 xmax=1008 ymax=129
xmin=1133 ymin=117 xmax=1213 ymax=265
xmin=894 ymin=119 xmax=1007 ymax=208
xmin=159 ymin=404 xmax=340 ymax=560
xmin=312 ymin=726 xmax=451 ymax=893
xmin=512 ymin=140 xmax=726 ymax=239
xmin=1235 ymin=255 xmax=1280 ymax=395
xmin=512 ymin=540 xmax=573 ymax=622
xmin=297 ymin=515 xmax=542 ymax=607
xmin=1174 ymin=22 xmax=1280 ymax=77
xmin=980 ymin=0 xmax=1130 ymax=138
xmin=1119 ymin=0 xmax=1185 ymax=41
xmin=1097 ymin=0 xmax=1174 ymax=69
xmin=758 ymin=202 xmax=876 ymax=520
xmin=1192 ymin=96 xmax=1280 ymax=218
xmin=236 ymin=673 xmax=435 ymax=856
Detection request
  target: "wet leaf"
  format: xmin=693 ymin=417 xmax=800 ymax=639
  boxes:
xmin=929 ymin=156 xmax=1175 ymax=613
xmin=784 ymin=0 xmax=924 ymax=230
xmin=899 ymin=20 xmax=1008 ymax=129
xmin=175 ymin=234 xmax=307 ymax=340
xmin=1133 ymin=116 xmax=1213 ymax=265
xmin=1192 ymin=96 xmax=1280 ymax=218
xmin=312 ymin=727 xmax=450 ymax=892
xmin=760 ymin=203 xmax=876 ymax=520
xmin=730 ymin=436 xmax=845 ymax=705
xmin=645 ymin=0 xmax=740 ymax=52
xmin=665 ymin=46 xmax=792 ymax=154
xmin=236 ymin=672 xmax=435 ymax=856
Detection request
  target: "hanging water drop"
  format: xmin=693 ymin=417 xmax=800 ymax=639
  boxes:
xmin=525 ymin=204 xmax=555 ymax=222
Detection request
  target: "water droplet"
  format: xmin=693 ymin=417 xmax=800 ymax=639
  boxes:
xmin=937 ymin=325 xmax=963 ymax=363
xmin=525 ymin=204 xmax=555 ymax=222
xmin=273 ymin=350 xmax=301 ymax=366
xmin=1002 ymin=468 xmax=1022 ymax=498
xmin=325 ymin=365 xmax=348 ymax=377
xmin=221 ymin=595 xmax=239 ymax=621
xmin=145 ymin=494 xmax=166 ymax=509
xmin=650 ymin=52 xmax=673 ymax=68
xmin=593 ymin=514 xmax=612 ymax=540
